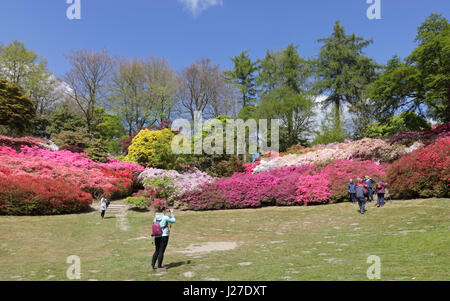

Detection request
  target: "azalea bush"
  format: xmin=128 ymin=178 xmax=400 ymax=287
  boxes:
xmin=138 ymin=167 xmax=213 ymax=198
xmin=387 ymin=137 xmax=450 ymax=199
xmin=125 ymin=128 xmax=176 ymax=168
xmin=124 ymin=196 xmax=149 ymax=208
xmin=0 ymin=146 xmax=139 ymax=200
xmin=0 ymin=135 xmax=58 ymax=151
xmin=0 ymin=174 xmax=92 ymax=215
xmin=178 ymin=165 xmax=315 ymax=210
xmin=296 ymin=160 xmax=387 ymax=205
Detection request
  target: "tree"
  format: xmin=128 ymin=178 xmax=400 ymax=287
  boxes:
xmin=91 ymin=107 xmax=126 ymax=154
xmin=64 ymin=49 xmax=113 ymax=133
xmin=45 ymin=102 xmax=86 ymax=135
xmin=314 ymin=21 xmax=379 ymax=135
xmin=0 ymin=79 xmax=36 ymax=134
xmin=256 ymin=45 xmax=316 ymax=150
xmin=0 ymin=40 xmax=63 ymax=115
xmin=108 ymin=57 xmax=178 ymax=136
xmin=369 ymin=14 xmax=450 ymax=122
xmin=178 ymin=58 xmax=226 ymax=120
xmin=364 ymin=112 xmax=431 ymax=138
xmin=224 ymin=50 xmax=258 ymax=107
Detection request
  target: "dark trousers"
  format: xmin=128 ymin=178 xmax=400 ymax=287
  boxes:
xmin=367 ymin=188 xmax=374 ymax=201
xmin=152 ymin=236 xmax=169 ymax=269
xmin=101 ymin=210 xmax=105 ymax=218
xmin=349 ymin=193 xmax=356 ymax=203
xmin=377 ymin=193 xmax=385 ymax=207
xmin=357 ymin=198 xmax=365 ymax=213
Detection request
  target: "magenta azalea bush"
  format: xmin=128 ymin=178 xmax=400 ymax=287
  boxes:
xmin=296 ymin=160 xmax=387 ymax=205
xmin=178 ymin=165 xmax=315 ymax=210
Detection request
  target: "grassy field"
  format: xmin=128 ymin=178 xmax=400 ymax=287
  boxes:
xmin=0 ymin=198 xmax=449 ymax=281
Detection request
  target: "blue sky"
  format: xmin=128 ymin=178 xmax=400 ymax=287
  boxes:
xmin=0 ymin=0 xmax=448 ymax=78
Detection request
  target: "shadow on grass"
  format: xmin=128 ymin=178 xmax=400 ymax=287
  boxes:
xmin=129 ymin=208 xmax=150 ymax=213
xmin=165 ymin=260 xmax=192 ymax=270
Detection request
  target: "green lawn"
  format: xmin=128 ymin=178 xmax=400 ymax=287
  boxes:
xmin=0 ymin=198 xmax=449 ymax=281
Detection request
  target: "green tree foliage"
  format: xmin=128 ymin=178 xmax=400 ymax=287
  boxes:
xmin=312 ymin=106 xmax=348 ymax=145
xmin=256 ymin=44 xmax=316 ymax=150
xmin=50 ymin=127 xmax=93 ymax=150
xmin=45 ymin=102 xmax=85 ymax=135
xmin=92 ymin=107 xmax=126 ymax=154
xmin=0 ymin=40 xmax=62 ymax=115
xmin=86 ymin=139 xmax=110 ymax=163
xmin=224 ymin=50 xmax=259 ymax=107
xmin=0 ymin=79 xmax=36 ymax=134
xmin=314 ymin=21 xmax=378 ymax=136
xmin=364 ymin=112 xmax=431 ymax=138
xmin=369 ymin=14 xmax=450 ymax=122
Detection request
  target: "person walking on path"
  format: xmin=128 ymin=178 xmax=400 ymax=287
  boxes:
xmin=374 ymin=180 xmax=388 ymax=208
xmin=151 ymin=207 xmax=176 ymax=272
xmin=364 ymin=176 xmax=375 ymax=202
xmin=100 ymin=195 xmax=108 ymax=219
xmin=348 ymin=179 xmax=357 ymax=203
xmin=356 ymin=178 xmax=367 ymax=214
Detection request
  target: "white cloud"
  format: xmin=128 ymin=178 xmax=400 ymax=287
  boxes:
xmin=178 ymin=0 xmax=223 ymax=17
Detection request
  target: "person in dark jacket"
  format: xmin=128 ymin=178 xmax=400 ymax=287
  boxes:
xmin=364 ymin=176 xmax=375 ymax=202
xmin=348 ymin=179 xmax=357 ymax=203
xmin=356 ymin=178 xmax=367 ymax=214
xmin=374 ymin=180 xmax=388 ymax=207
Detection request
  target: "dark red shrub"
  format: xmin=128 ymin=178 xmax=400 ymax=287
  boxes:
xmin=60 ymin=145 xmax=85 ymax=153
xmin=387 ymin=137 xmax=450 ymax=199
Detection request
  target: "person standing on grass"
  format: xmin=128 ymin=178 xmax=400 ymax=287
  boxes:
xmin=348 ymin=179 xmax=357 ymax=203
xmin=374 ymin=180 xmax=388 ymax=208
xmin=356 ymin=178 xmax=367 ymax=214
xmin=152 ymin=207 xmax=176 ymax=272
xmin=100 ymin=195 xmax=108 ymax=219
xmin=364 ymin=176 xmax=375 ymax=202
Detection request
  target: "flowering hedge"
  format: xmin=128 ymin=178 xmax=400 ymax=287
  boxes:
xmin=0 ymin=135 xmax=58 ymax=151
xmin=138 ymin=168 xmax=213 ymax=198
xmin=387 ymin=137 xmax=450 ymax=199
xmin=296 ymin=160 xmax=387 ymax=205
xmin=0 ymin=175 xmax=92 ymax=215
xmin=0 ymin=146 xmax=139 ymax=201
xmin=177 ymin=165 xmax=315 ymax=210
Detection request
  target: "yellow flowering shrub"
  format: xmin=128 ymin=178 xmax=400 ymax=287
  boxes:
xmin=125 ymin=129 xmax=175 ymax=168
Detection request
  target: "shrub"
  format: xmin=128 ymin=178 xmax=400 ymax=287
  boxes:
xmin=124 ymin=196 xmax=149 ymax=208
xmin=125 ymin=128 xmax=175 ymax=168
xmin=0 ymin=175 xmax=92 ymax=215
xmin=50 ymin=127 xmax=92 ymax=150
xmin=178 ymin=165 xmax=314 ymax=210
xmin=0 ymin=135 xmax=55 ymax=151
xmin=387 ymin=137 xmax=450 ymax=199
xmin=297 ymin=160 xmax=387 ymax=204
xmin=60 ymin=145 xmax=84 ymax=153
xmin=138 ymin=168 xmax=213 ymax=199
xmin=213 ymin=156 xmax=246 ymax=177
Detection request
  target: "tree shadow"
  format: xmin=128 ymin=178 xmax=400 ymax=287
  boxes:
xmin=165 ymin=260 xmax=192 ymax=270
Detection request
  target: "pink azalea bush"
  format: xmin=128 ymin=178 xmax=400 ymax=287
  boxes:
xmin=178 ymin=165 xmax=315 ymax=210
xmin=0 ymin=146 xmax=138 ymax=199
xmin=297 ymin=160 xmax=387 ymax=205
xmin=138 ymin=167 xmax=213 ymax=197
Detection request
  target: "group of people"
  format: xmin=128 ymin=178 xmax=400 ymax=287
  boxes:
xmin=99 ymin=195 xmax=176 ymax=272
xmin=348 ymin=176 xmax=388 ymax=214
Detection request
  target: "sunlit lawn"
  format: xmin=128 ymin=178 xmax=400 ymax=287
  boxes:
xmin=0 ymin=198 xmax=448 ymax=281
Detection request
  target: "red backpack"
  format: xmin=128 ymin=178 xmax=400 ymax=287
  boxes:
xmin=376 ymin=183 xmax=383 ymax=190
xmin=151 ymin=220 xmax=168 ymax=237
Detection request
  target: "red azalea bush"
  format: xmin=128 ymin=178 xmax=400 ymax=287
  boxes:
xmin=387 ymin=137 xmax=450 ymax=199
xmin=0 ymin=174 xmax=92 ymax=215
xmin=0 ymin=147 xmax=135 ymax=200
